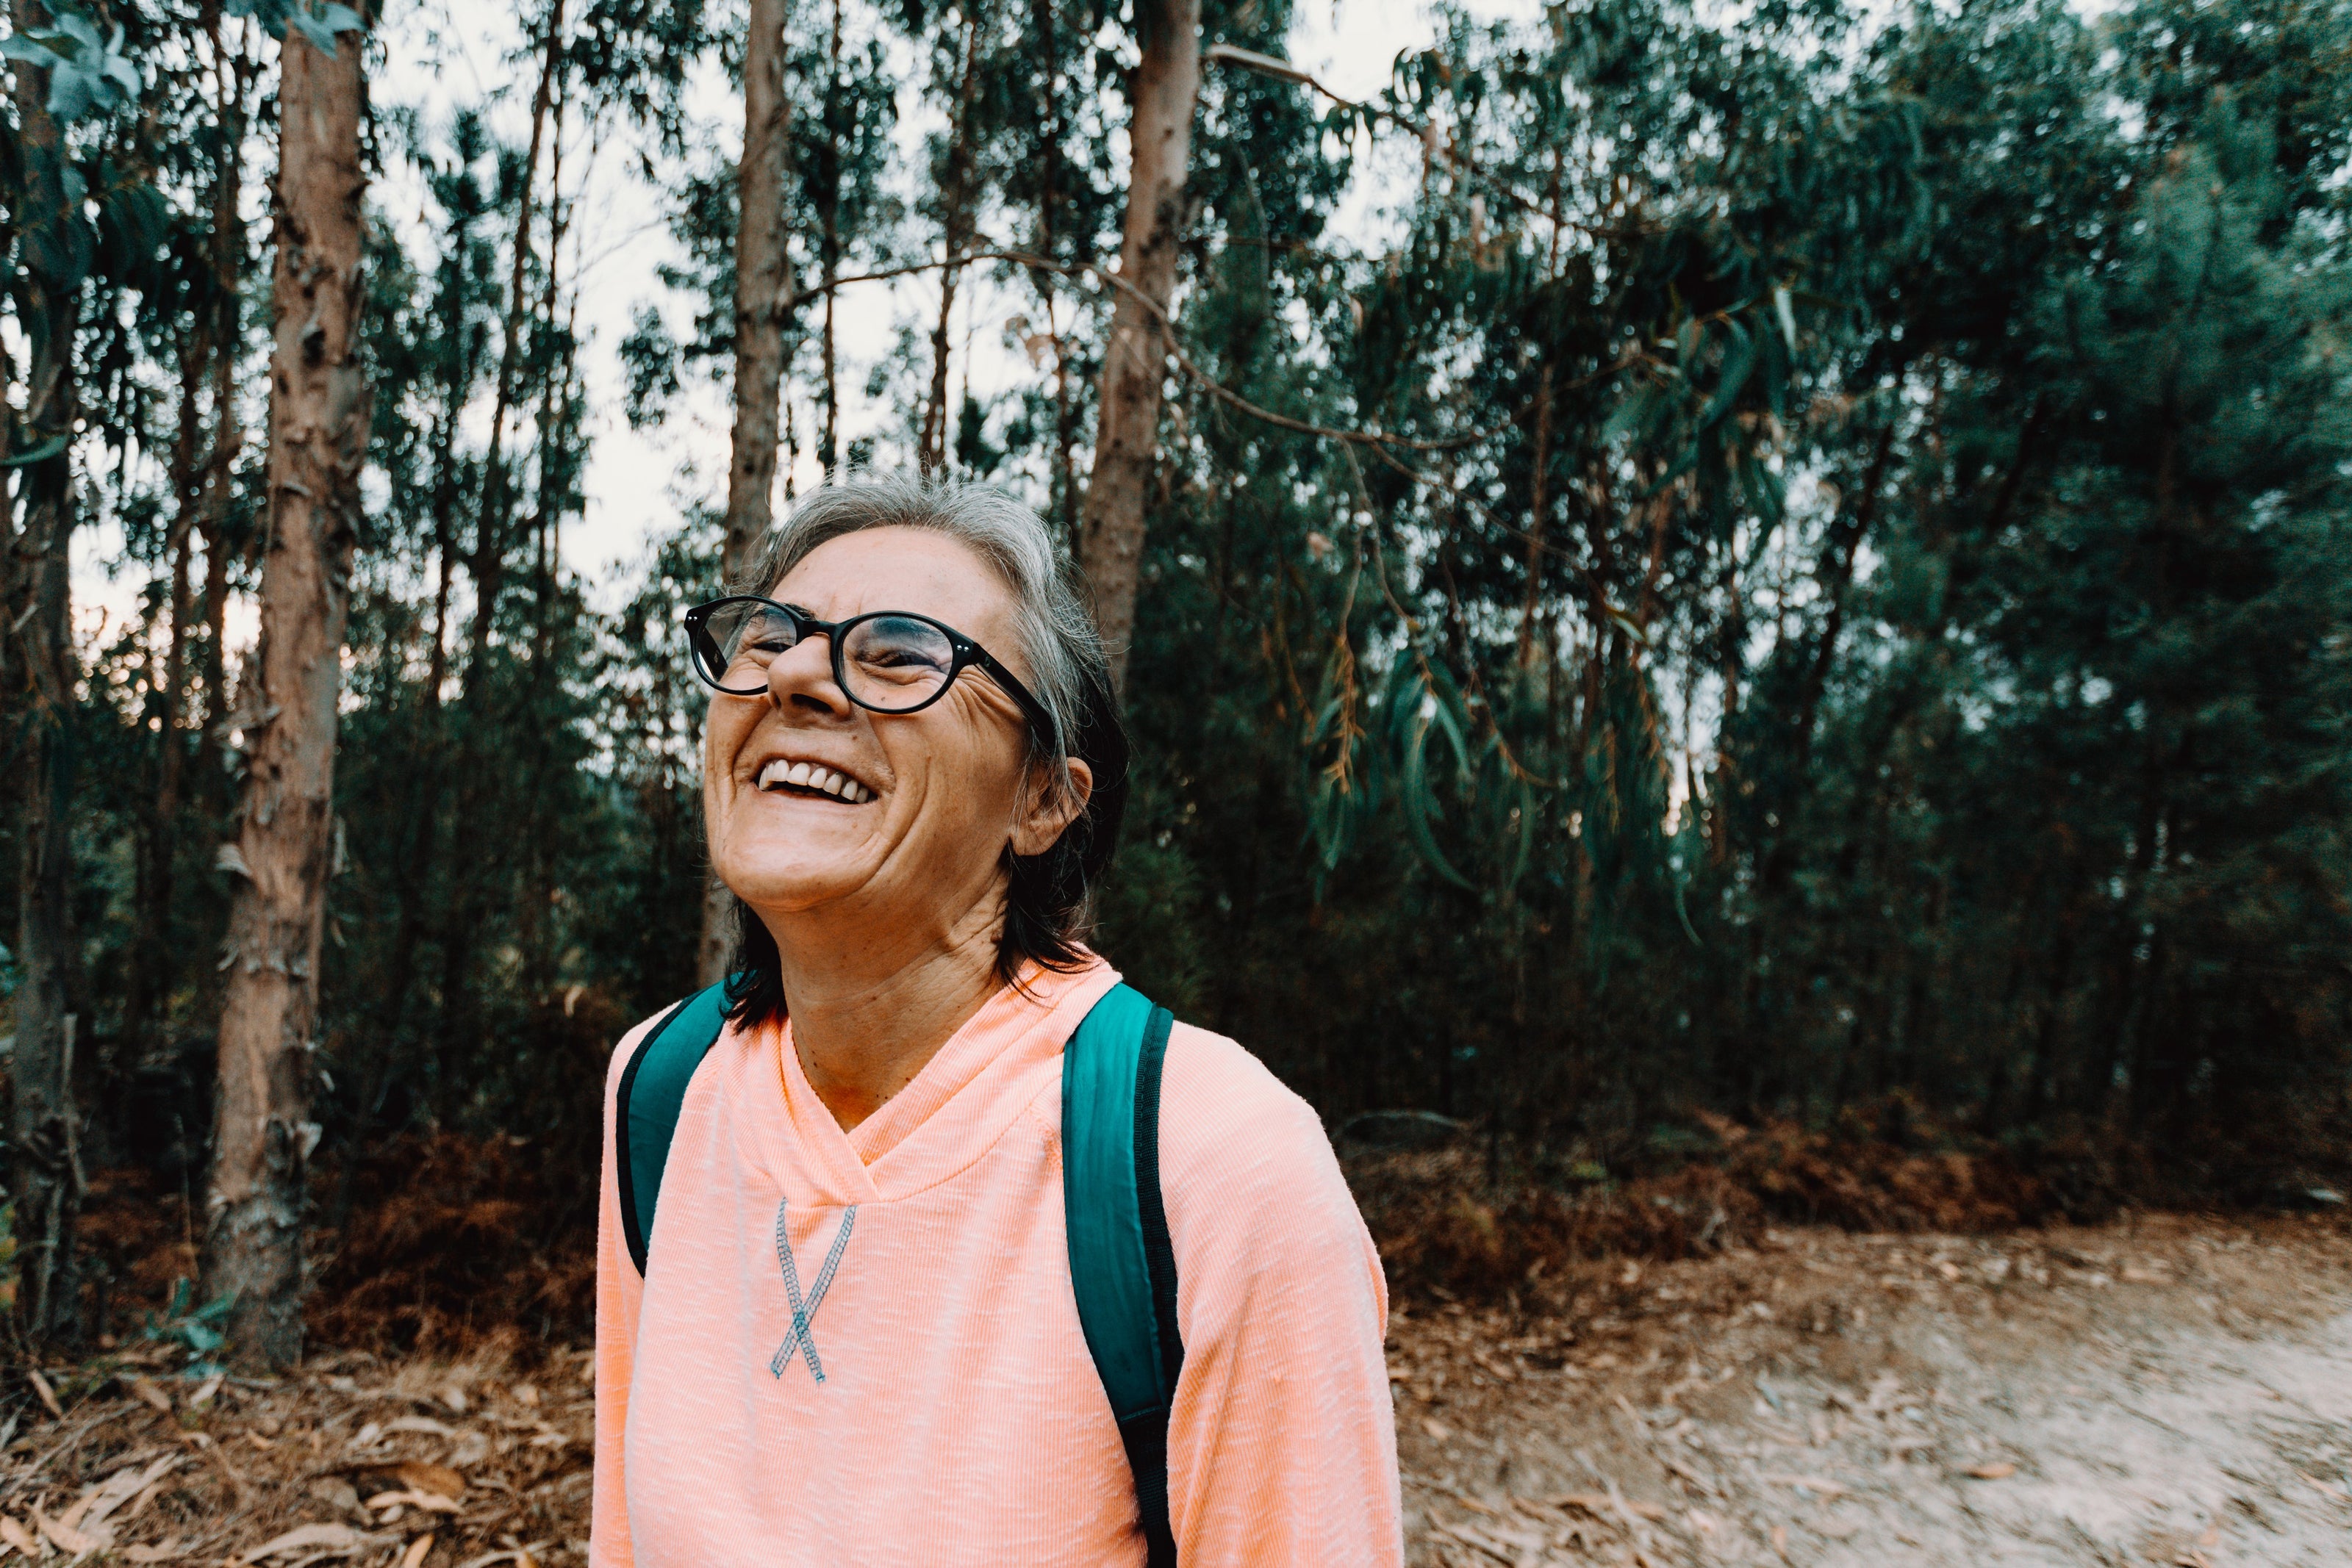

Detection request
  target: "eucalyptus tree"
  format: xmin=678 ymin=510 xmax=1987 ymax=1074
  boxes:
xmin=202 ymin=0 xmax=370 ymax=1370
xmin=1077 ymin=0 xmax=1200 ymax=688
xmin=723 ymin=0 xmax=789 ymax=569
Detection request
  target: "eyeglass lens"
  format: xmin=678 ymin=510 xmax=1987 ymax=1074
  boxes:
xmin=704 ymin=602 xmax=958 ymax=713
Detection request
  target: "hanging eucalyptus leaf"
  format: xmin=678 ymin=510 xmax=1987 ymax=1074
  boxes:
xmin=2 ymin=9 xmax=141 ymax=122
xmin=0 ymin=434 xmax=70 ymax=467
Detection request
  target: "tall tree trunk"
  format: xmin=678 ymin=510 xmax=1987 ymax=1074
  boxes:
xmin=700 ymin=0 xmax=794 ymax=987
xmin=920 ymin=4 xmax=985 ymax=474
xmin=1030 ymin=0 xmax=1078 ymax=544
xmin=467 ymin=0 xmax=566 ymax=679
xmin=818 ymin=0 xmax=841 ymax=474
xmin=436 ymin=5 xmax=565 ymax=1070
xmin=724 ymin=0 xmax=791 ymax=574
xmin=10 ymin=0 xmax=86 ymax=1348
xmin=1078 ymin=0 xmax=1200 ymax=690
xmin=202 ymin=17 xmax=370 ymax=1370
xmin=123 ymin=492 xmax=196 ymax=1060
xmin=194 ymin=35 xmax=254 ymax=830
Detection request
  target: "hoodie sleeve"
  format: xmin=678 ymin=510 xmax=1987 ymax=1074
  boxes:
xmin=588 ymin=1013 xmax=660 ymax=1568
xmin=1155 ymin=1024 xmax=1404 ymax=1567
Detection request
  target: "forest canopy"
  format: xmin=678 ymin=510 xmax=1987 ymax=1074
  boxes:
xmin=0 ymin=0 xmax=2348 ymax=1360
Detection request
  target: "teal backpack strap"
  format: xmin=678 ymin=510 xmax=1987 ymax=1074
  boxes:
xmin=1063 ymin=983 xmax=1183 ymax=1568
xmin=614 ymin=981 xmax=734 ymax=1274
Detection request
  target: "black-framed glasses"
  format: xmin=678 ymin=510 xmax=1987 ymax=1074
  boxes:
xmin=684 ymin=595 xmax=1059 ymax=751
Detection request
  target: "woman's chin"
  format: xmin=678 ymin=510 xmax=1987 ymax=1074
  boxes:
xmin=714 ymin=835 xmax=881 ymax=914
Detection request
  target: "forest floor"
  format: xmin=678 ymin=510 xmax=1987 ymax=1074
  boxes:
xmin=0 ymin=1211 xmax=2345 ymax=1566
xmin=1395 ymin=1210 xmax=2352 ymax=1567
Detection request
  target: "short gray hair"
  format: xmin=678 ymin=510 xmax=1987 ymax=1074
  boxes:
xmin=718 ymin=476 xmax=1130 ymax=1016
xmin=728 ymin=475 xmax=1106 ymax=777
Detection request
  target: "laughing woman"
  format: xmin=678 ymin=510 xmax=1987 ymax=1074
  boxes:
xmin=590 ymin=479 xmax=1402 ymax=1567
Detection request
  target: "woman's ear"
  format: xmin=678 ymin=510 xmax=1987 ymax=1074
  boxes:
xmin=1010 ymin=758 xmax=1094 ymax=857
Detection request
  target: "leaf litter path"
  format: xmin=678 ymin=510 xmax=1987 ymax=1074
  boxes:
xmin=1395 ymin=1212 xmax=2352 ymax=1567
xmin=1 ymin=1213 xmax=2346 ymax=1566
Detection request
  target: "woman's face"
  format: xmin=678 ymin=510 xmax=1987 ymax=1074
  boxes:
xmin=705 ymin=526 xmax=1079 ymax=943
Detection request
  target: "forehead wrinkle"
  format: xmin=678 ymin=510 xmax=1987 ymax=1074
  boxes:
xmin=772 ymin=531 xmax=1022 ymax=645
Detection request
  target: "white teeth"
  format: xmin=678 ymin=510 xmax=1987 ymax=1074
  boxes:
xmin=758 ymin=759 xmax=873 ymax=801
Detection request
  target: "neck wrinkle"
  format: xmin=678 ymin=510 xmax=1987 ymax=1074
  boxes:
xmin=767 ymin=889 xmax=1008 ymax=1133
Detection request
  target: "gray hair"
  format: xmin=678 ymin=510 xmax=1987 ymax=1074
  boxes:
xmin=728 ymin=476 xmax=1106 ymax=780
xmin=717 ymin=477 xmax=1130 ymax=1015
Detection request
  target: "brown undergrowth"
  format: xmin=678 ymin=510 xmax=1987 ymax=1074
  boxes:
xmin=1349 ymin=1106 xmax=2080 ymax=1303
xmin=66 ymin=1098 xmax=2266 ymax=1358
xmin=75 ymin=1133 xmax=598 ymax=1363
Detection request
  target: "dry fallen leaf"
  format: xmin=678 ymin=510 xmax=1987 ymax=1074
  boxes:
xmin=124 ymin=1542 xmax=186 ymax=1564
xmin=399 ymin=1533 xmax=434 ymax=1568
xmin=1420 ymin=1417 xmax=1452 ymax=1442
xmin=0 ymin=1517 xmax=38 ymax=1556
xmin=1553 ymin=1493 xmax=1666 ymax=1522
xmin=366 ymin=1489 xmax=462 ymax=1516
xmin=241 ymin=1522 xmax=380 ymax=1563
xmin=393 ymin=1461 xmax=467 ymax=1502
xmin=349 ymin=1460 xmax=467 ymax=1506
xmin=76 ymin=1454 xmax=177 ymax=1536
xmin=35 ymin=1503 xmax=107 ymax=1555
xmin=26 ymin=1370 xmax=61 ymax=1420
xmin=129 ymin=1377 xmax=173 ymax=1415
xmin=1965 ymin=1462 xmax=2018 ymax=1480
xmin=1763 ymin=1473 xmax=1850 ymax=1497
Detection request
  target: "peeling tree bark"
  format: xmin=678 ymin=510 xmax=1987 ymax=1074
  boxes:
xmin=724 ymin=0 xmax=791 ymax=574
xmin=700 ymin=0 xmax=794 ymax=988
xmin=202 ymin=20 xmax=370 ymax=1370
xmin=1077 ymin=0 xmax=1200 ymax=691
xmin=10 ymin=0 xmax=87 ymax=1348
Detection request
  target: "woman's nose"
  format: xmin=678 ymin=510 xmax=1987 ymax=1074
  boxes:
xmin=764 ymin=633 xmax=853 ymax=717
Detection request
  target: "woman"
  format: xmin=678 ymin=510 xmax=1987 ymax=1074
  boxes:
xmin=592 ymin=479 xmax=1402 ymax=1566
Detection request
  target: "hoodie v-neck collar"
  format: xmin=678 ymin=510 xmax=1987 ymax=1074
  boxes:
xmin=751 ymin=956 xmax=1120 ymax=1207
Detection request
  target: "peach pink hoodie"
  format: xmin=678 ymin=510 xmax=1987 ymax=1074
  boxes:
xmin=591 ymin=957 xmax=1402 ymax=1567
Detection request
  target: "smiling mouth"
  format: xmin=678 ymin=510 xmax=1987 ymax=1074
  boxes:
xmin=756 ymin=758 xmax=877 ymax=805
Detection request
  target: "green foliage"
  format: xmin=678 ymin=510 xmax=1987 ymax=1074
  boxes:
xmin=222 ymin=0 xmax=367 ymax=56
xmin=140 ymin=1278 xmax=235 ymax=1373
xmin=0 ymin=9 xmax=140 ymax=122
xmin=15 ymin=0 xmax=2352 ymax=1294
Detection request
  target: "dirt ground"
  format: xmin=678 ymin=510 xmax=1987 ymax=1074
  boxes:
xmin=1396 ymin=1212 xmax=2352 ymax=1567
xmin=1 ymin=1211 xmax=2347 ymax=1565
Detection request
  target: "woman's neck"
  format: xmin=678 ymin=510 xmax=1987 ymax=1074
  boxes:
xmin=764 ymin=896 xmax=1008 ymax=1133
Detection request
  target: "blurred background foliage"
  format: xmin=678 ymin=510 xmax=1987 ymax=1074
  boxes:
xmin=2 ymin=0 xmax=2349 ymax=1343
